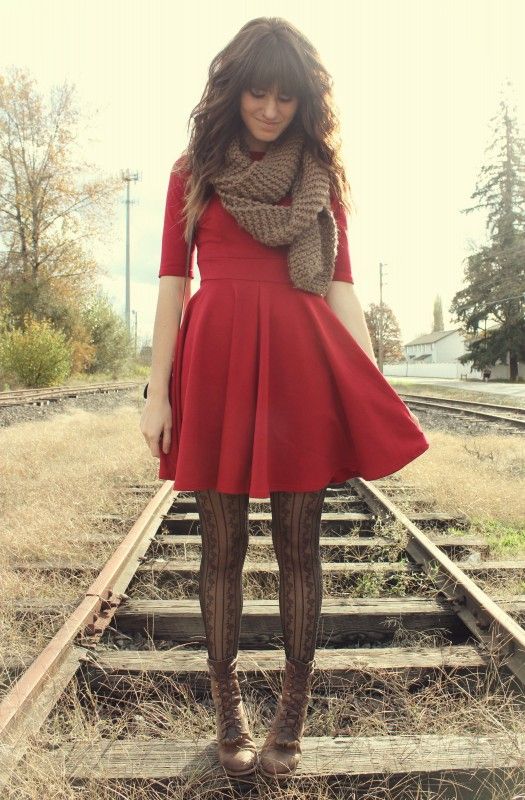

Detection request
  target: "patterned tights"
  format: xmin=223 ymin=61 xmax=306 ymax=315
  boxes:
xmin=193 ymin=487 xmax=327 ymax=664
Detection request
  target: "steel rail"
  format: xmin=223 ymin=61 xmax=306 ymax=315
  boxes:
xmin=2 ymin=475 xmax=525 ymax=788
xmin=0 ymin=480 xmax=175 ymax=786
xmin=0 ymin=381 xmax=141 ymax=408
xmin=353 ymin=477 xmax=525 ymax=684
xmin=398 ymin=393 xmax=525 ymax=428
xmin=399 ymin=392 xmax=525 ymax=417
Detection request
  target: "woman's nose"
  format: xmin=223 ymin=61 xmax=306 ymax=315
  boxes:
xmin=262 ymin=97 xmax=279 ymax=117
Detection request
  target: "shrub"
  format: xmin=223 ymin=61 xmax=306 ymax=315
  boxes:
xmin=0 ymin=314 xmax=73 ymax=388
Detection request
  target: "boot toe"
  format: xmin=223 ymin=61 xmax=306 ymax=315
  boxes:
xmin=259 ymin=746 xmax=299 ymax=776
xmin=220 ymin=746 xmax=258 ymax=775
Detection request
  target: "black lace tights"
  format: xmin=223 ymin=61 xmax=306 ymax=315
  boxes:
xmin=194 ymin=487 xmax=327 ymax=664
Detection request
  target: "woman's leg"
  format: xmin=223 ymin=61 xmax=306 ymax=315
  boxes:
xmin=194 ymin=488 xmax=250 ymax=661
xmin=259 ymin=486 xmax=328 ymax=778
xmin=269 ymin=487 xmax=328 ymax=663
xmin=193 ymin=488 xmax=257 ymax=776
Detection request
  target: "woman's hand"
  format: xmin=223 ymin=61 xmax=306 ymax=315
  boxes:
xmin=407 ymin=406 xmax=422 ymax=429
xmin=140 ymin=394 xmax=173 ymax=458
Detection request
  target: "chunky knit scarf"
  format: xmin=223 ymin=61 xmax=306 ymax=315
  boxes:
xmin=210 ymin=128 xmax=338 ymax=296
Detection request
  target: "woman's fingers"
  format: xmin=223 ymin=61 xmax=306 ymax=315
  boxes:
xmin=147 ymin=423 xmax=171 ymax=458
xmin=161 ymin=425 xmax=172 ymax=455
xmin=140 ymin=403 xmax=172 ymax=459
xmin=147 ymin=431 xmax=162 ymax=459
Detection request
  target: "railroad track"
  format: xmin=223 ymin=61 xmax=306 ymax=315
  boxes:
xmin=2 ymin=382 xmax=524 ymax=433
xmin=398 ymin=392 xmax=525 ymax=430
xmin=0 ymin=381 xmax=141 ymax=408
xmin=1 ymin=478 xmax=525 ymax=796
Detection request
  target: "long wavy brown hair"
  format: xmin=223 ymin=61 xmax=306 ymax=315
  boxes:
xmin=176 ymin=17 xmax=354 ymax=243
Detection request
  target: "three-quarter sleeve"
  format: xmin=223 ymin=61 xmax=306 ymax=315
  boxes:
xmin=158 ymin=163 xmax=196 ymax=279
xmin=330 ymin=194 xmax=354 ymax=284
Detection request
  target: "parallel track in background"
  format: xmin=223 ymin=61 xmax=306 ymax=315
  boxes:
xmin=1 ymin=476 xmax=525 ymax=795
xmin=0 ymin=381 xmax=141 ymax=408
xmin=398 ymin=392 xmax=525 ymax=430
xmin=2 ymin=382 xmax=524 ymax=432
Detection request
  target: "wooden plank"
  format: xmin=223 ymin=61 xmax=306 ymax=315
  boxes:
xmin=85 ymin=643 xmax=489 ymax=685
xmin=133 ymin=558 xmax=525 ymax=579
xmin=46 ymin=733 xmax=525 ymax=779
xmin=16 ymin=593 xmax=525 ymax=617
xmin=113 ymin=596 xmax=525 ymax=644
xmin=152 ymin=533 xmax=489 ymax=554
xmin=162 ymin=487 xmax=435 ymax=511
xmin=4 ymin=644 xmax=490 ymax=687
xmin=161 ymin=510 xmax=469 ymax=527
xmin=167 ymin=495 xmax=374 ymax=507
xmin=11 ymin=558 xmax=522 ymax=579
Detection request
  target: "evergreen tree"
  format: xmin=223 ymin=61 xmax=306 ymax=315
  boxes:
xmin=450 ymin=83 xmax=525 ymax=381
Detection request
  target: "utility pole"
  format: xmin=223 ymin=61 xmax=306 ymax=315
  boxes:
xmin=120 ymin=169 xmax=140 ymax=334
xmin=132 ymin=309 xmax=138 ymax=357
xmin=378 ymin=262 xmax=388 ymax=373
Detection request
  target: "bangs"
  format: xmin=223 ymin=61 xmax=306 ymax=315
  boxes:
xmin=241 ymin=40 xmax=304 ymax=99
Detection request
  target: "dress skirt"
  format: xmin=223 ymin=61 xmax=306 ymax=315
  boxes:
xmin=158 ymin=257 xmax=430 ymax=498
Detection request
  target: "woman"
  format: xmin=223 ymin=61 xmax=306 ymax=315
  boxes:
xmin=141 ymin=17 xmax=430 ymax=780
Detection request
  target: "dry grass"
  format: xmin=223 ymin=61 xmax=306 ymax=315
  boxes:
xmin=0 ymin=402 xmax=157 ymax=666
xmin=0 ymin=404 xmax=154 ymax=562
xmin=9 ymin=658 xmax=525 ymax=800
xmin=1 ymin=404 xmax=525 ymax=798
xmin=399 ymin=429 xmax=525 ymax=544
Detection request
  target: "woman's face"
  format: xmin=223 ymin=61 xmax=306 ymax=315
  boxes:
xmin=239 ymin=84 xmax=299 ymax=151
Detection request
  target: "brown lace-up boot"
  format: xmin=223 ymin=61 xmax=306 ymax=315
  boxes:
xmin=258 ymin=656 xmax=316 ymax=778
xmin=207 ymin=654 xmax=258 ymax=776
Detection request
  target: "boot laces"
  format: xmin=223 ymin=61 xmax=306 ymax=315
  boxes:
xmin=275 ymin=684 xmax=309 ymax=740
xmin=216 ymin=679 xmax=247 ymax=744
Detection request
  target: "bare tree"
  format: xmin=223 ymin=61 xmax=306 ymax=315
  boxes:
xmin=0 ymin=66 xmax=122 ymax=326
xmin=365 ymin=302 xmax=405 ymax=364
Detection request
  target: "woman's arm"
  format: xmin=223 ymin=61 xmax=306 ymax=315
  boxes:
xmin=326 ymin=195 xmax=377 ymax=366
xmin=325 ymin=280 xmax=378 ymax=367
xmin=147 ymin=276 xmax=188 ymax=398
xmin=141 ymin=157 xmax=194 ymax=457
xmin=140 ymin=276 xmax=189 ymax=458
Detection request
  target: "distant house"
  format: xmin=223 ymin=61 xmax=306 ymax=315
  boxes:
xmin=404 ymin=329 xmax=467 ymax=364
xmin=383 ymin=328 xmax=481 ymax=379
xmin=384 ymin=326 xmax=523 ymax=379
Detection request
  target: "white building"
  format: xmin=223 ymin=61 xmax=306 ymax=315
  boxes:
xmin=384 ymin=328 xmax=524 ymax=380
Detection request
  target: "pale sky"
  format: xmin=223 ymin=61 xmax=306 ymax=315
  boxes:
xmin=1 ymin=0 xmax=524 ymax=347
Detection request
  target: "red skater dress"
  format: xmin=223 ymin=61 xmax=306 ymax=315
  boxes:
xmin=157 ymin=149 xmax=430 ymax=498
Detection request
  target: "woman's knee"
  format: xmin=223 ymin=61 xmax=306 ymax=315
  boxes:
xmin=194 ymin=489 xmax=250 ymax=563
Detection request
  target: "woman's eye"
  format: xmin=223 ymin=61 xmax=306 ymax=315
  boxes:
xmin=250 ymin=89 xmax=293 ymax=102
